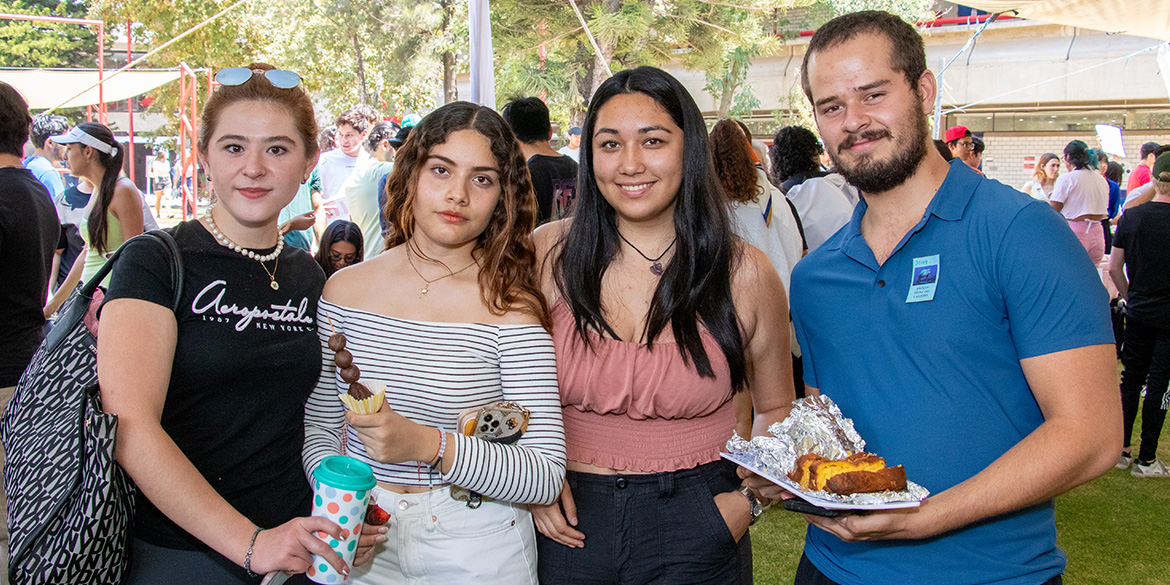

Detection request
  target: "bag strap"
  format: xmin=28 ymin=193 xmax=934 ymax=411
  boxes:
xmin=80 ymin=229 xmax=185 ymax=313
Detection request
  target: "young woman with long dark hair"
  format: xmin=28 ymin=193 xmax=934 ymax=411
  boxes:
xmin=98 ymin=63 xmax=350 ymax=584
xmin=314 ymin=219 xmax=364 ymax=277
xmin=303 ymin=101 xmax=565 ymax=584
xmin=530 ymin=66 xmax=795 ymax=583
xmin=51 ymin=122 xmax=145 ymax=287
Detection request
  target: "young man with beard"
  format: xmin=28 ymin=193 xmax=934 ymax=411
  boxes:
xmin=741 ymin=11 xmax=1120 ymax=585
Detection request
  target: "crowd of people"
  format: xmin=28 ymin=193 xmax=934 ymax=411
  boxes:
xmin=0 ymin=8 xmax=1166 ymax=585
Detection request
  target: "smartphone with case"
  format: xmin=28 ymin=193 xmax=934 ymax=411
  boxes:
xmin=782 ymin=498 xmax=847 ymax=518
xmin=450 ymin=402 xmax=531 ymax=507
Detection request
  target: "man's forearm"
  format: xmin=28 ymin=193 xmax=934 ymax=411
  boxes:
xmin=918 ymin=344 xmax=1120 ymax=536
xmin=919 ymin=411 xmax=1118 ymax=536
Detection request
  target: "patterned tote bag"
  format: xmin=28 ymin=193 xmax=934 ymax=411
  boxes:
xmin=1 ymin=230 xmax=182 ymax=584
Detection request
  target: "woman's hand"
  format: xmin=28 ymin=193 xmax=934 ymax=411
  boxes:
xmin=284 ymin=211 xmax=316 ymax=233
xmin=713 ymin=490 xmax=752 ymax=543
xmin=736 ymin=466 xmax=796 ymax=502
xmin=248 ymin=516 xmax=349 ymax=577
xmin=531 ymin=480 xmax=585 ymax=548
xmin=346 ymin=404 xmax=434 ymax=465
xmin=353 ymin=519 xmax=389 ymax=566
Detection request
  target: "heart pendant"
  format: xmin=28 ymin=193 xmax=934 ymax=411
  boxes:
xmin=650 ymin=263 xmax=663 ymax=276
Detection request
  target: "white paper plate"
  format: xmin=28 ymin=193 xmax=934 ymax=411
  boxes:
xmin=722 ymin=452 xmax=925 ymax=511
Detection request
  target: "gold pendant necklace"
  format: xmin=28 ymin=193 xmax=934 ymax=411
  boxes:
xmin=260 ymin=256 xmax=280 ymax=290
xmin=205 ymin=202 xmax=283 ymax=290
xmin=405 ymin=245 xmax=478 ymax=297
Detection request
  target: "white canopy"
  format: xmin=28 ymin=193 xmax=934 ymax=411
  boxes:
xmin=959 ymin=0 xmax=1170 ymax=41
xmin=0 ymin=68 xmax=182 ymax=110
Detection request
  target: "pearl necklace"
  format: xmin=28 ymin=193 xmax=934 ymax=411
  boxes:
xmin=205 ymin=203 xmax=284 ymax=290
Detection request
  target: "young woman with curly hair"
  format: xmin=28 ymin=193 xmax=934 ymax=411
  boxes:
xmin=303 ymin=101 xmax=566 ymax=584
xmin=709 ymin=119 xmax=802 ymax=290
xmin=769 ymin=125 xmax=826 ymax=193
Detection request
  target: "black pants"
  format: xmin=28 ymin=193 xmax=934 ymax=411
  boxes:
xmin=1120 ymin=318 xmax=1170 ymax=462
xmin=126 ymin=538 xmax=314 ymax=585
xmin=793 ymin=553 xmax=1063 ymax=585
xmin=537 ymin=459 xmax=751 ymax=585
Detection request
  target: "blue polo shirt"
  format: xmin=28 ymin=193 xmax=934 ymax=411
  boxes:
xmin=790 ymin=161 xmax=1112 ymax=585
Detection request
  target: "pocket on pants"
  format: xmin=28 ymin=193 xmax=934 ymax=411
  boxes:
xmin=433 ymin=499 xmax=522 ymax=539
xmin=691 ymin=479 xmax=738 ymax=548
xmin=429 ymin=501 xmax=538 ymax=584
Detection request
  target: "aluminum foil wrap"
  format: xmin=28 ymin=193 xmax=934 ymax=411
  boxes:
xmin=725 ymin=431 xmax=795 ymax=478
xmin=768 ymin=394 xmax=865 ymax=459
xmin=725 ymin=394 xmax=930 ymax=505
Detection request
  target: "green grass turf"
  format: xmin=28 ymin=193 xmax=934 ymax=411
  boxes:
xmin=750 ymin=400 xmax=1169 ymax=585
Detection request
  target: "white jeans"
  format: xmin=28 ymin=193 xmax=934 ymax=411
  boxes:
xmin=349 ymin=486 xmax=538 ymax=585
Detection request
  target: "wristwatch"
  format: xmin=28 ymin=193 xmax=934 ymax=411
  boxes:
xmin=738 ymin=485 xmax=763 ymax=525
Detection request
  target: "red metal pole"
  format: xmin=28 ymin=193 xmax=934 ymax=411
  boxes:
xmin=98 ymin=22 xmax=105 ymax=124
xmin=126 ymin=18 xmax=135 ymax=188
xmin=178 ymin=64 xmax=187 ymax=220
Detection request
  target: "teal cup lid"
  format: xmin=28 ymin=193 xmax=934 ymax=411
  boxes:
xmin=313 ymin=455 xmax=376 ymax=492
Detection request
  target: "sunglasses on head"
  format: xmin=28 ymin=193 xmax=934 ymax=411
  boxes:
xmin=215 ymin=67 xmax=301 ymax=89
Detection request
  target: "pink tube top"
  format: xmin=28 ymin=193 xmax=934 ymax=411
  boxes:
xmin=552 ymin=299 xmax=736 ymax=472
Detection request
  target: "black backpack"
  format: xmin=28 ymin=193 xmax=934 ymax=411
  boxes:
xmin=2 ymin=230 xmax=182 ymax=584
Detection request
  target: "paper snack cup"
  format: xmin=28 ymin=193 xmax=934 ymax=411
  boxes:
xmin=338 ymin=380 xmax=387 ymax=415
xmin=308 ymin=456 xmax=377 ymax=583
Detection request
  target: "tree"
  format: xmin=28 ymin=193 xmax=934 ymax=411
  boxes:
xmin=90 ymin=0 xmax=265 ymax=70
xmin=764 ymin=0 xmax=933 ymax=130
xmin=491 ymin=0 xmax=934 ymax=128
xmin=491 ymin=0 xmax=802 ymax=126
xmin=0 ymin=0 xmax=99 ymax=68
xmin=695 ymin=5 xmax=786 ymax=120
xmin=87 ymin=0 xmax=266 ymax=136
xmin=264 ymin=0 xmax=468 ymax=121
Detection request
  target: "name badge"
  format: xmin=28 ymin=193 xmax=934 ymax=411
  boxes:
xmin=906 ymin=255 xmax=939 ymax=303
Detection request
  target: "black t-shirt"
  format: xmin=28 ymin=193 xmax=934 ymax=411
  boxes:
xmin=102 ymin=219 xmax=326 ymax=550
xmin=527 ymin=154 xmax=578 ymax=224
xmin=1113 ymin=201 xmax=1170 ymax=329
xmin=0 ymin=168 xmax=59 ymax=386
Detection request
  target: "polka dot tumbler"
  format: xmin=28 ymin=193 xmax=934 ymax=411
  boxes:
xmin=308 ymin=456 xmax=377 ymax=583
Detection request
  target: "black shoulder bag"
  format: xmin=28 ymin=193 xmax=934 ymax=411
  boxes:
xmin=1 ymin=229 xmax=183 ymax=584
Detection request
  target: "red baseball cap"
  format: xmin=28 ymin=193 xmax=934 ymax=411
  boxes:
xmin=944 ymin=126 xmax=971 ymax=143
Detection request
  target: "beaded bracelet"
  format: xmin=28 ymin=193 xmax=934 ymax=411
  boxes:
xmin=244 ymin=526 xmax=263 ymax=578
xmin=429 ymin=428 xmax=447 ymax=469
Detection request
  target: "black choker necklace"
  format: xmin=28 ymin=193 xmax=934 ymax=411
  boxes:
xmin=617 ymin=231 xmax=677 ymax=276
